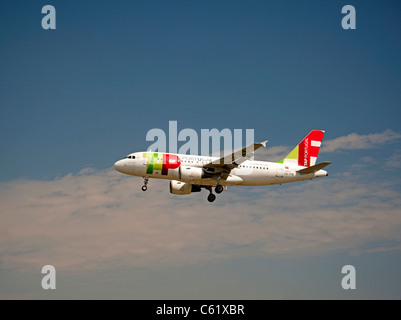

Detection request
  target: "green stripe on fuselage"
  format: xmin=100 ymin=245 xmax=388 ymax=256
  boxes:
xmin=144 ymin=153 xmax=163 ymax=174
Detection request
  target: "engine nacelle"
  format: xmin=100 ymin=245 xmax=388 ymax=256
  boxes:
xmin=170 ymin=180 xmax=201 ymax=195
xmin=179 ymin=166 xmax=205 ymax=181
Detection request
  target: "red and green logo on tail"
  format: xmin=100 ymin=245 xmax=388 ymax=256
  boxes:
xmin=278 ymin=130 xmax=325 ymax=167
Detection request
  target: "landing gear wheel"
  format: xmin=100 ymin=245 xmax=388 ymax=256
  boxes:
xmin=142 ymin=177 xmax=149 ymax=191
xmin=215 ymin=185 xmax=224 ymax=194
xmin=207 ymin=193 xmax=216 ymax=202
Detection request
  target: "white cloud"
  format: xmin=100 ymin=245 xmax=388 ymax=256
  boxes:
xmin=322 ymin=130 xmax=401 ymax=153
xmin=255 ymin=130 xmax=400 ymax=162
xmin=1 ymin=160 xmax=401 ymax=274
xmin=255 ymin=146 xmax=290 ymax=162
xmin=362 ymin=245 xmax=401 ymax=254
xmin=385 ymin=149 xmax=401 ymax=169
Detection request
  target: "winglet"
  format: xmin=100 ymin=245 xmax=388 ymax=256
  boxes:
xmin=260 ymin=140 xmax=268 ymax=148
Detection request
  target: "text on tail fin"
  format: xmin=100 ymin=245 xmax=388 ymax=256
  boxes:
xmin=278 ymin=130 xmax=325 ymax=167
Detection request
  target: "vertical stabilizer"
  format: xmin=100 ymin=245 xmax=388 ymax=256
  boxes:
xmin=278 ymin=130 xmax=325 ymax=167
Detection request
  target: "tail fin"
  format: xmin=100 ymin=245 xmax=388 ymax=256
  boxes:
xmin=278 ymin=130 xmax=325 ymax=167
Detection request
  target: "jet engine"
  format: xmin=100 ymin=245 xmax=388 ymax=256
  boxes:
xmin=170 ymin=180 xmax=201 ymax=195
xmin=179 ymin=166 xmax=205 ymax=181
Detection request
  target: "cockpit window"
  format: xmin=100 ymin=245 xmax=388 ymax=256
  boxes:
xmin=125 ymin=155 xmax=136 ymax=159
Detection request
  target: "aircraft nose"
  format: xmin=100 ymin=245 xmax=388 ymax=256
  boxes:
xmin=113 ymin=160 xmax=125 ymax=173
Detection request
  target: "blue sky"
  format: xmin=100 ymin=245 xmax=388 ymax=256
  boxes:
xmin=1 ymin=1 xmax=401 ymax=299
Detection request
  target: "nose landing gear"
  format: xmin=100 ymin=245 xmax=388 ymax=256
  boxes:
xmin=142 ymin=177 xmax=149 ymax=191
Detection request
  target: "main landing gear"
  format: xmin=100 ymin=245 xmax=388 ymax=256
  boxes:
xmin=205 ymin=186 xmax=216 ymax=203
xmin=205 ymin=184 xmax=224 ymax=202
xmin=142 ymin=177 xmax=149 ymax=191
xmin=215 ymin=184 xmax=224 ymax=194
xmin=207 ymin=193 xmax=216 ymax=202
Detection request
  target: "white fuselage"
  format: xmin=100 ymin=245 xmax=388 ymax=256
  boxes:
xmin=114 ymin=152 xmax=328 ymax=187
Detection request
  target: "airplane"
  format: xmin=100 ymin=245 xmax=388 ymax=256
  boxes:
xmin=113 ymin=130 xmax=331 ymax=202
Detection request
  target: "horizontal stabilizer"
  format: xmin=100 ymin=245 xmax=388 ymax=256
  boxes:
xmin=297 ymin=161 xmax=332 ymax=174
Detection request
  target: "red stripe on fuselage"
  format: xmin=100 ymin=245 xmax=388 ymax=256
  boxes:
xmin=162 ymin=154 xmax=181 ymax=175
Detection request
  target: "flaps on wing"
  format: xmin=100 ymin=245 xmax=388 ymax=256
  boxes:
xmin=297 ymin=161 xmax=332 ymax=174
xmin=205 ymin=140 xmax=268 ymax=169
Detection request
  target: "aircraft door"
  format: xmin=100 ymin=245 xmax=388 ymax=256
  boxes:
xmin=276 ymin=166 xmax=284 ymax=178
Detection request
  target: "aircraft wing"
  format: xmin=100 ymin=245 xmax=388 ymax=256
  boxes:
xmin=204 ymin=140 xmax=268 ymax=178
